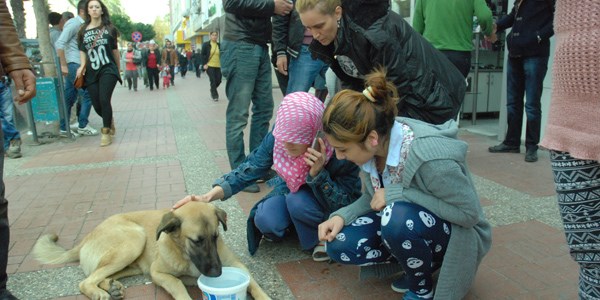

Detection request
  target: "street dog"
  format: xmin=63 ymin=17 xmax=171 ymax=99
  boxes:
xmin=32 ymin=202 xmax=270 ymax=300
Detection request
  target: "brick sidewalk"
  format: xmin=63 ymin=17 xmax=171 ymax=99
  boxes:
xmin=4 ymin=74 xmax=578 ymax=299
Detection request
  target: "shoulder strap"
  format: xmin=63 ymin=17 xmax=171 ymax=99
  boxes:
xmin=91 ymin=27 xmax=104 ymax=48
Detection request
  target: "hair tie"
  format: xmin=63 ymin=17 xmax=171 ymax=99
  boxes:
xmin=362 ymin=86 xmax=376 ymax=102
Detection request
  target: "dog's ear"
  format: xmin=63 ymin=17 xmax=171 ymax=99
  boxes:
xmin=156 ymin=212 xmax=182 ymax=240
xmin=215 ymin=207 xmax=227 ymax=232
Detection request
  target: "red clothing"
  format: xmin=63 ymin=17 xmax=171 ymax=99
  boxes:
xmin=147 ymin=51 xmax=158 ymax=68
xmin=125 ymin=51 xmax=137 ymax=71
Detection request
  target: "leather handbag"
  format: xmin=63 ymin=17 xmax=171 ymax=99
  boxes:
xmin=74 ymin=75 xmax=84 ymax=89
xmin=74 ymin=27 xmax=103 ymax=89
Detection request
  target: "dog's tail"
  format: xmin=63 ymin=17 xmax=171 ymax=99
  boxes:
xmin=32 ymin=234 xmax=81 ymax=264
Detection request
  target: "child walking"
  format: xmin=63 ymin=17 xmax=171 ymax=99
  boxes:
xmin=160 ymin=65 xmax=171 ymax=89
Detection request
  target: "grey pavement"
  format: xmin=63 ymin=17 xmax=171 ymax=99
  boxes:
xmin=2 ymin=71 xmax=577 ymax=299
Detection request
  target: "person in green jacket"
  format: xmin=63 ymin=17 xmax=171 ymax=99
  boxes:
xmin=318 ymin=69 xmax=491 ymax=299
xmin=413 ymin=0 xmax=496 ymax=77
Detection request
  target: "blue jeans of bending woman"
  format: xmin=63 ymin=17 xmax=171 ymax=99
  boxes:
xmin=326 ymin=202 xmax=451 ymax=297
xmin=286 ymin=45 xmax=328 ymax=95
xmin=254 ymin=186 xmax=325 ymax=250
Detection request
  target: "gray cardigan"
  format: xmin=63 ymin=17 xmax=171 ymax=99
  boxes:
xmin=332 ymin=117 xmax=492 ymax=300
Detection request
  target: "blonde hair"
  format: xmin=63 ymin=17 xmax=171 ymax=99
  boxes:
xmin=296 ymin=0 xmax=341 ymax=15
xmin=322 ymin=68 xmax=399 ymax=144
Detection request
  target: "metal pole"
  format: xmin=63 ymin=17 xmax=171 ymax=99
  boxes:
xmin=52 ymin=47 xmax=73 ymax=139
xmin=25 ymin=100 xmax=39 ymax=144
xmin=471 ymin=32 xmax=480 ymax=125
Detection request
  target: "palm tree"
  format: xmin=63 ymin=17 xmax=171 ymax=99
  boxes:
xmin=31 ymin=0 xmax=56 ymax=77
xmin=10 ymin=0 xmax=26 ymax=38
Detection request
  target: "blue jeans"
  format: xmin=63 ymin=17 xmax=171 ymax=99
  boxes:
xmin=60 ymin=62 xmax=93 ymax=131
xmin=221 ymin=40 xmax=274 ymax=169
xmin=254 ymin=187 xmax=325 ymax=250
xmin=286 ymin=45 xmax=328 ymax=95
xmin=504 ymin=56 xmax=549 ymax=151
xmin=0 ymin=83 xmax=19 ymax=150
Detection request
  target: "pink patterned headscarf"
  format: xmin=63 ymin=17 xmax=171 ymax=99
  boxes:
xmin=272 ymin=92 xmax=334 ymax=193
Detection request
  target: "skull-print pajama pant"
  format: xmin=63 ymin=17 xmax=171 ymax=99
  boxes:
xmin=326 ymin=201 xmax=452 ymax=296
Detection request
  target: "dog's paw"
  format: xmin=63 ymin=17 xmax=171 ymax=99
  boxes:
xmin=107 ymin=279 xmax=125 ymax=300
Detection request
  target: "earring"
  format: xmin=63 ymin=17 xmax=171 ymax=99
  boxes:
xmin=337 ymin=19 xmax=341 ymax=28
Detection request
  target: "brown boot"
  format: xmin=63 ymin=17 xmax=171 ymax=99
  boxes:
xmin=110 ymin=120 xmax=116 ymax=136
xmin=100 ymin=127 xmax=112 ymax=147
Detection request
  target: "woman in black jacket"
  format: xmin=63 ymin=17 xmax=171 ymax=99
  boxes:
xmin=296 ymin=0 xmax=466 ymax=125
xmin=200 ymin=32 xmax=222 ymax=101
xmin=193 ymin=49 xmax=203 ymax=78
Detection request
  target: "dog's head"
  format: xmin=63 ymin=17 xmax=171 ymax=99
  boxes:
xmin=156 ymin=202 xmax=227 ymax=277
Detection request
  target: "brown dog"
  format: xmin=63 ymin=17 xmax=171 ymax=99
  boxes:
xmin=32 ymin=202 xmax=270 ymax=300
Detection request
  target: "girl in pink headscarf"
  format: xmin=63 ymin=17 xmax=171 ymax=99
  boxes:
xmin=173 ymin=92 xmax=361 ymax=260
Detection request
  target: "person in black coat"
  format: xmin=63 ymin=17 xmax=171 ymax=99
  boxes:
xmin=193 ymin=48 xmax=203 ymax=78
xmin=178 ymin=49 xmax=188 ymax=78
xmin=201 ymin=32 xmax=222 ymax=101
xmin=296 ymin=0 xmax=466 ymax=125
xmin=488 ymin=0 xmax=555 ymax=162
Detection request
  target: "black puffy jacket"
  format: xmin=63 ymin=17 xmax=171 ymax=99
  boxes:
xmin=309 ymin=11 xmax=466 ymax=125
xmin=223 ymin=0 xmax=274 ymax=45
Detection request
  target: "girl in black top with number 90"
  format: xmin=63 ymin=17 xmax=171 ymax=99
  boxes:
xmin=76 ymin=0 xmax=122 ymax=147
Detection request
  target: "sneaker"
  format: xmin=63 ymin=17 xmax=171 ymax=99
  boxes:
xmin=403 ymin=291 xmax=432 ymax=300
xmin=69 ymin=122 xmax=79 ymax=130
xmin=59 ymin=129 xmax=80 ymax=138
xmin=77 ymin=125 xmax=99 ymax=136
xmin=242 ymin=183 xmax=260 ymax=193
xmin=391 ymin=275 xmax=409 ymax=293
xmin=525 ymin=149 xmax=538 ymax=162
xmin=7 ymin=139 xmax=22 ymax=159
xmin=391 ymin=263 xmax=441 ymax=293
xmin=488 ymin=143 xmax=520 ymax=153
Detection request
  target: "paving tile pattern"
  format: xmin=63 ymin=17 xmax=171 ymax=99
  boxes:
xmin=3 ymin=75 xmax=579 ymax=299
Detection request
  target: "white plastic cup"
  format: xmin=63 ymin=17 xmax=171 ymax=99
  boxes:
xmin=197 ymin=267 xmax=250 ymax=300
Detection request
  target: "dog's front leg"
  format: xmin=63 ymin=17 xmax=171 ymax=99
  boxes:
xmin=150 ymin=265 xmax=192 ymax=300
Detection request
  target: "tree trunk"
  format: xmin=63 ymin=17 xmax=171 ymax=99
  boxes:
xmin=32 ymin=0 xmax=56 ymax=77
xmin=9 ymin=0 xmax=26 ymax=38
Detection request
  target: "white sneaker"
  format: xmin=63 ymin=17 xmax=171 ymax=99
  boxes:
xmin=77 ymin=125 xmax=99 ymax=136
xmin=70 ymin=122 xmax=79 ymax=130
xmin=59 ymin=129 xmax=80 ymax=137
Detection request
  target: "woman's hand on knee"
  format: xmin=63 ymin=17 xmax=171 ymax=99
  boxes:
xmin=370 ymin=188 xmax=386 ymax=211
xmin=318 ymin=216 xmax=345 ymax=242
